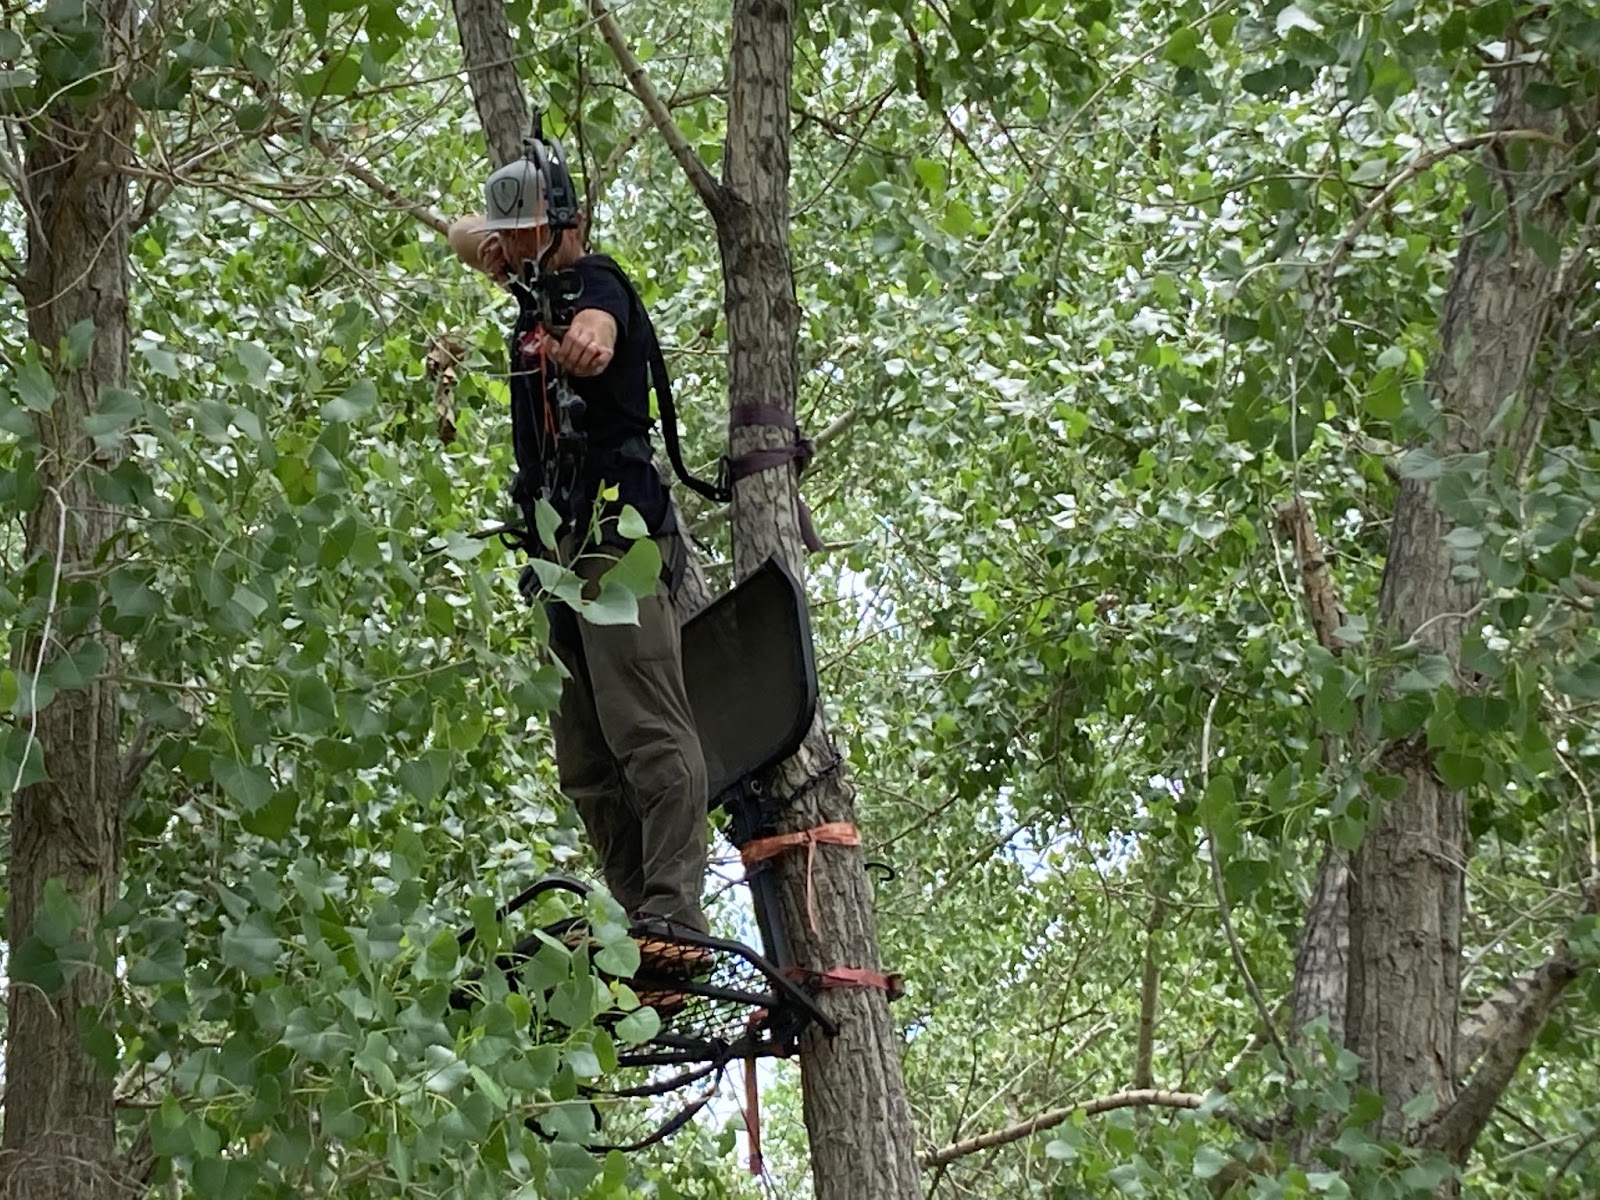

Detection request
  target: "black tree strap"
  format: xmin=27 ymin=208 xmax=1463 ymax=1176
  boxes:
xmin=584 ymin=259 xmax=825 ymax=552
xmin=727 ymin=403 xmax=825 ymax=553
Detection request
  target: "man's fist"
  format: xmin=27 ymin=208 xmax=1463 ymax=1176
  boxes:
xmin=542 ymin=309 xmax=618 ymax=377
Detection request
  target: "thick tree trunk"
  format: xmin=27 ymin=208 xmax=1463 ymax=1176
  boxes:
xmin=1 ymin=8 xmax=135 ymax=1197
xmin=720 ymin=1 xmax=923 ymax=1196
xmin=1346 ymin=67 xmax=1563 ymax=1150
xmin=452 ymin=0 xmax=529 ymax=169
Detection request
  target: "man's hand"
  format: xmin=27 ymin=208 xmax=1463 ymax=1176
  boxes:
xmin=541 ymin=308 xmax=618 ymax=377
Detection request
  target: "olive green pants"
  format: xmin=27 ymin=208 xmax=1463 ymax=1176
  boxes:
xmin=547 ymin=536 xmax=710 ymax=932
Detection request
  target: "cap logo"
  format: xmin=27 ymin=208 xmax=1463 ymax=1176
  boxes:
xmin=490 ymin=175 xmax=523 ymax=217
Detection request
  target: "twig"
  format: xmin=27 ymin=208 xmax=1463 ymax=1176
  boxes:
xmin=1324 ymin=129 xmax=1570 ymax=283
xmin=1542 ymin=1121 xmax=1600 ymax=1197
xmin=920 ymin=1089 xmax=1243 ymax=1168
xmin=586 ymin=0 xmax=726 ymax=215
xmin=1201 ymin=691 xmax=1287 ymax=1064
xmin=13 ymin=486 xmax=69 ymax=794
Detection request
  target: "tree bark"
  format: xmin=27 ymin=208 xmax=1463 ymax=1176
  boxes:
xmin=1347 ymin=65 xmax=1565 ymax=1151
xmin=452 ymin=0 xmax=529 ymax=169
xmin=719 ymin=1 xmax=923 ymax=1195
xmin=1 ymin=4 xmax=135 ymax=1196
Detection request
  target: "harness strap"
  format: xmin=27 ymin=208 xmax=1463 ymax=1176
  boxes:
xmin=781 ymin=965 xmax=906 ymax=1002
xmin=739 ymin=821 xmax=861 ymax=936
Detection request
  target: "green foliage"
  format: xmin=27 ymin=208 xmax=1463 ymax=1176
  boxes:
xmin=3 ymin=0 xmax=1600 ymax=1194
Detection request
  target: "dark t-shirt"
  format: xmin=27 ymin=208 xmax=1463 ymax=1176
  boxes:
xmin=512 ymin=254 xmax=669 ymax=534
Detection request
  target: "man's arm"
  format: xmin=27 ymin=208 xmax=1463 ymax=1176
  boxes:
xmin=447 ymin=214 xmax=510 ymax=278
xmin=543 ymin=308 xmax=617 ymax=377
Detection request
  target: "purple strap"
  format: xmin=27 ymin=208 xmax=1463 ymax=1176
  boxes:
xmin=726 ymin=404 xmax=824 ymax=553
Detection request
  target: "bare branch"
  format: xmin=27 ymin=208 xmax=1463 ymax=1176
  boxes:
xmin=586 ymin=0 xmax=726 ymax=215
xmin=1134 ymin=898 xmax=1164 ymax=1091
xmin=1426 ymin=957 xmax=1581 ymax=1160
xmin=304 ymin=128 xmax=450 ymax=235
xmin=920 ymin=1090 xmax=1253 ymax=1169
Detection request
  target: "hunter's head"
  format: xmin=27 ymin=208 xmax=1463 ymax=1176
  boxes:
xmin=482 ymin=157 xmax=586 ymax=271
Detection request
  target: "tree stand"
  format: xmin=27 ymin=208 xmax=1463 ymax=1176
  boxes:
xmin=454 ymin=556 xmax=863 ymax=1153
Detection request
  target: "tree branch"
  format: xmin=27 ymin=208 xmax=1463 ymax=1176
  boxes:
xmin=305 ymin=128 xmax=450 ymax=235
xmin=1134 ymin=898 xmax=1164 ymax=1091
xmin=1433 ymin=882 xmax=1599 ymax=1158
xmin=1425 ymin=956 xmax=1580 ymax=1160
xmin=586 ymin=0 xmax=727 ymax=216
xmin=1325 ymin=129 xmax=1571 ymax=282
xmin=920 ymin=1090 xmax=1256 ymax=1169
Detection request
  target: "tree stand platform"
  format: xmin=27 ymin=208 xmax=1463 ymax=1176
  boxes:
xmin=454 ymin=557 xmax=858 ymax=1152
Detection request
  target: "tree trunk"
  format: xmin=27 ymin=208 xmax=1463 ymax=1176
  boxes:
xmin=719 ymin=0 xmax=923 ymax=1195
xmin=1 ymin=6 xmax=135 ymax=1196
xmin=452 ymin=0 xmax=529 ymax=170
xmin=1346 ymin=65 xmax=1563 ymax=1150
xmin=1291 ymin=849 xmax=1348 ymax=1049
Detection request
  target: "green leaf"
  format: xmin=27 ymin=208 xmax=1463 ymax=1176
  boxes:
xmin=1315 ymin=674 xmax=1356 ymax=735
xmin=1200 ymin=772 xmax=1238 ymax=858
xmin=615 ymin=504 xmax=649 ymax=540
xmin=289 ymin=674 xmax=337 ymax=732
xmin=397 ymin=749 xmax=451 ymax=802
xmin=612 ymin=1006 xmax=660 ymax=1045
xmin=16 ymin=361 xmax=55 ymax=412
xmin=1436 ymin=751 xmax=1483 ymax=790
xmin=593 ymin=935 xmax=639 ymax=978
xmin=536 ymin=497 xmax=563 ymax=550
xmin=35 ymin=878 xmax=83 ymax=948
xmin=211 ymin=756 xmax=274 ymax=812
xmin=140 ymin=344 xmax=181 ymax=379
xmin=545 ymin=1141 xmax=602 ymax=1197
xmin=126 ymin=938 xmax=186 ymax=985
xmin=11 ymin=937 xmax=64 ymax=993
xmin=241 ymin=790 xmax=300 ymax=840
xmin=1394 ymin=654 xmax=1451 ymax=694
xmin=602 ymin=538 xmax=662 ymax=599
xmin=61 ymin=319 xmax=95 ymax=368
xmin=221 ymin=913 xmax=281 ymax=977
xmin=1526 ymin=81 xmax=1570 ymax=111
xmin=580 ymin=579 xmax=640 ymax=627
xmin=235 ymin=101 xmax=269 ymax=133
xmin=323 ymin=378 xmax=377 ymax=423
xmin=234 ymin=342 xmax=278 ymax=386
xmin=84 ymin=387 xmax=145 ymax=441
xmin=539 ymin=1100 xmax=598 ymax=1143
xmin=1553 ymin=661 xmax=1600 ymax=699
xmin=1192 ymin=1145 xmax=1230 ymax=1180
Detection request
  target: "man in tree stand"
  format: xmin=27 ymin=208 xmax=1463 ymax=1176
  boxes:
xmin=447 ymin=138 xmax=712 ymax=979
